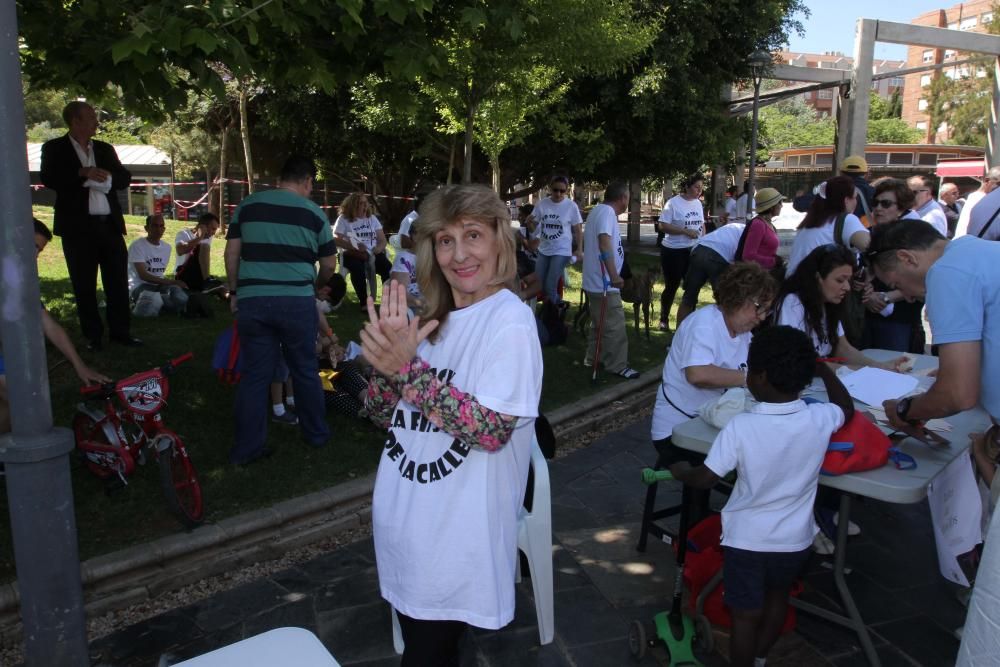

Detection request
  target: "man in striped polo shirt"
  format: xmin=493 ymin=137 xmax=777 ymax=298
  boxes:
xmin=224 ymin=156 xmax=337 ymax=465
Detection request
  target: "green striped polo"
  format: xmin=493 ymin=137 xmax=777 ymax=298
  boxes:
xmin=226 ymin=189 xmax=335 ymax=299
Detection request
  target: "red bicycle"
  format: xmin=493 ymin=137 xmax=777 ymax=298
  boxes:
xmin=72 ymin=352 xmax=204 ymax=528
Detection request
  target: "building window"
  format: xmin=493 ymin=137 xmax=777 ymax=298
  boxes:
xmin=785 ymin=155 xmax=798 ymax=167
xmin=818 ymin=89 xmax=833 ymax=99
xmin=944 ymin=49 xmax=957 ymax=60
xmin=889 ymin=153 xmax=914 ymax=166
xmin=948 ymin=22 xmax=959 ymax=30
xmin=920 ymin=74 xmax=932 ymax=87
xmin=815 ymin=153 xmax=833 ymax=166
xmin=983 ymin=12 xmax=993 ymax=25
xmin=890 ymin=77 xmax=904 ymax=87
xmin=978 ymin=67 xmax=988 ymax=78
xmin=864 ymin=152 xmax=888 ymax=165
xmin=922 ymin=49 xmax=935 ymax=63
xmin=798 ymin=154 xmax=813 ymax=166
xmin=918 ymin=153 xmax=938 ymax=166
xmin=918 ymin=99 xmax=928 ymax=111
xmin=938 ymin=153 xmax=958 ymax=159
xmin=938 ymin=123 xmax=948 ymax=133
xmin=916 ymin=121 xmax=928 ymax=131
xmin=960 ymin=16 xmax=978 ymax=30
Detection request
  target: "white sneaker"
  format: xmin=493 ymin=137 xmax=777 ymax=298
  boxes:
xmin=834 ymin=512 xmax=861 ymax=536
xmin=813 ymin=532 xmax=835 ymax=555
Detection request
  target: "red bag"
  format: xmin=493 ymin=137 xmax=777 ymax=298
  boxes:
xmin=212 ymin=321 xmax=242 ymax=384
xmin=680 ymin=515 xmax=800 ymax=633
xmin=820 ymin=411 xmax=892 ymax=476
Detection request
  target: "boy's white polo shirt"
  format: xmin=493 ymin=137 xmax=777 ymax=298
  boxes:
xmin=705 ymin=399 xmax=845 ymax=552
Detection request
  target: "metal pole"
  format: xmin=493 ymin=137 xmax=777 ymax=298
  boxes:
xmin=747 ymin=75 xmax=762 ymax=210
xmin=0 ymin=0 xmax=89 ymax=663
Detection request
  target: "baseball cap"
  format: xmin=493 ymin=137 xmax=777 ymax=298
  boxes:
xmin=841 ymin=155 xmax=868 ymax=174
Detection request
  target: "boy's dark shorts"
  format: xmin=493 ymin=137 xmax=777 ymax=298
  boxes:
xmin=723 ymin=546 xmax=810 ymax=610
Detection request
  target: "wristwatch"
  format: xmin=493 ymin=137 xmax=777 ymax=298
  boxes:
xmin=895 ymin=396 xmax=916 ymax=424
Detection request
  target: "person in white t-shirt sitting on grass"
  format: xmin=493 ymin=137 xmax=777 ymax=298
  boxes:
xmin=174 ymin=212 xmax=221 ymax=292
xmin=127 ymin=214 xmax=189 ymax=317
xmin=361 ymin=184 xmax=542 ymax=666
xmin=671 ymin=325 xmax=853 ymax=667
xmin=657 ymin=173 xmax=706 ymax=332
xmin=333 ymin=193 xmax=392 ymax=311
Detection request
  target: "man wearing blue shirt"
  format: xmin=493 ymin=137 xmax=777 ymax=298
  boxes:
xmin=866 ymin=220 xmax=1000 ymax=427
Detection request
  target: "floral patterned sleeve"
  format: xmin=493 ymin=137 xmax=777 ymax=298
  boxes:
xmin=365 ymin=374 xmax=401 ymax=429
xmin=395 ymin=357 xmax=518 ymax=452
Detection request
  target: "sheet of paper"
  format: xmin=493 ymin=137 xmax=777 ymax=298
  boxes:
xmin=928 ymin=455 xmax=983 ymax=586
xmin=840 ymin=367 xmax=920 ymax=407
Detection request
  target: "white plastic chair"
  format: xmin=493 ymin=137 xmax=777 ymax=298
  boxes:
xmin=390 ymin=436 xmax=554 ymax=651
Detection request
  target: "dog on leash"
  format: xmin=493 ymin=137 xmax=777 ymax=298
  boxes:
xmin=572 ymin=266 xmax=659 ymax=339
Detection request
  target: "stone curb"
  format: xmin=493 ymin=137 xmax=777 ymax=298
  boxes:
xmin=0 ymin=362 xmax=664 ymax=633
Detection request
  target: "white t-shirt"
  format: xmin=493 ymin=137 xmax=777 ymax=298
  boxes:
xmin=391 ymin=249 xmax=421 ymax=297
xmin=732 ymin=193 xmax=752 ymax=224
xmin=955 ymin=189 xmax=987 ymax=239
xmin=785 ymin=214 xmax=866 ymax=276
xmin=372 ymin=289 xmax=542 ymax=629
xmin=967 ymin=188 xmax=1000 ymax=241
xmin=777 ymin=292 xmax=844 ymax=357
xmin=399 ymin=210 xmax=419 ymax=239
xmin=915 ymin=199 xmax=949 ymax=237
xmin=533 ymin=197 xmax=582 ymax=257
xmin=658 ymin=195 xmax=705 ymax=249
xmin=651 ymin=305 xmax=750 ymax=440
xmin=582 ymin=203 xmax=624 ymax=294
xmin=127 ymin=237 xmax=173 ymax=291
xmin=334 ymin=215 xmax=383 ymax=251
xmin=705 ymin=400 xmax=845 ymax=552
xmin=724 ymin=198 xmax=737 ymax=220
xmin=174 ymin=228 xmax=212 ymax=270
xmin=696 ymin=223 xmax=744 ymax=263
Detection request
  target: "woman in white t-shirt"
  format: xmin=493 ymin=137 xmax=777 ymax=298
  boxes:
xmin=657 ymin=173 xmax=706 ymax=331
xmin=361 ymin=184 xmax=542 ymax=665
xmin=785 ymin=175 xmax=870 ymax=277
xmin=651 ymin=262 xmax=777 ymax=464
xmin=529 ymin=175 xmax=582 ymax=305
xmin=776 ymin=244 xmax=905 ymax=370
xmin=333 ymin=193 xmax=392 ymax=310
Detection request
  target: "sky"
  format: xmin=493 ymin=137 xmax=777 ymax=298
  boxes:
xmin=785 ymin=1 xmax=958 ymax=61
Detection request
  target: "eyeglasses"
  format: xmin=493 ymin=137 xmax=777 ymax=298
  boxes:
xmin=874 ymin=198 xmax=898 ymax=209
xmin=910 ymin=189 xmax=930 ymax=194
xmin=752 ymin=300 xmax=773 ymax=317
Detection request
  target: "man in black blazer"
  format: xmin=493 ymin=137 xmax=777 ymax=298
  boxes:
xmin=40 ymin=102 xmax=141 ymax=349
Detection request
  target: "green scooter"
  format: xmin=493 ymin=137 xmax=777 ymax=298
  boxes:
xmin=628 ymin=468 xmax=711 ymax=665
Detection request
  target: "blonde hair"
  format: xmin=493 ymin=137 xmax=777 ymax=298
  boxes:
xmin=414 ymin=185 xmax=518 ymax=341
xmin=339 ymin=192 xmax=370 ymax=220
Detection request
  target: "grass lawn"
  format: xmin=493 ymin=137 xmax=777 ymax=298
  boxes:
xmin=0 ymin=207 xmax=712 ymax=582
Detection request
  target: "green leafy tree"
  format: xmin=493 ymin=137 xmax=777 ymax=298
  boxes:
xmin=759 ymin=97 xmax=836 ymax=151
xmin=867 ymin=118 xmax=922 ymax=144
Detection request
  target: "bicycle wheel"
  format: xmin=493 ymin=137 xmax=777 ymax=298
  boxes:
xmin=156 ymin=435 xmax=204 ymax=528
xmin=72 ymin=413 xmax=115 ymax=479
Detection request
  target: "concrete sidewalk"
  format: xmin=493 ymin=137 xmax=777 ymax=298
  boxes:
xmin=90 ymin=415 xmax=965 ymax=666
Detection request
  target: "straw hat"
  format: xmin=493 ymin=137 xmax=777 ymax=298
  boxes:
xmin=754 ymin=187 xmax=783 ymax=212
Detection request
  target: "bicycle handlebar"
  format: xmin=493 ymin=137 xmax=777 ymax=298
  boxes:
xmin=79 ymin=353 xmax=195 ymax=394
xmin=80 ymin=382 xmax=115 ymax=397
xmin=170 ymin=352 xmax=194 ymax=367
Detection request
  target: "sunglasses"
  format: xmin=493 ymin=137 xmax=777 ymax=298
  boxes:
xmin=550 ymin=188 xmax=567 ymax=194
xmin=864 ymin=246 xmax=903 ymax=262
xmin=874 ymin=198 xmax=898 ymax=209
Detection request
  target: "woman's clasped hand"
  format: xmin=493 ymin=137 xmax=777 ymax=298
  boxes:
xmin=360 ymin=280 xmax=438 ymax=379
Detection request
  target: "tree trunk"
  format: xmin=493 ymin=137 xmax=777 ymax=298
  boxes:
xmin=239 ymin=86 xmax=254 ymax=194
xmin=627 ymin=177 xmax=642 ymax=244
xmin=490 ymin=155 xmax=501 ymax=193
xmin=463 ymin=101 xmax=475 ymax=184
xmin=219 ymin=122 xmax=229 ymax=231
xmin=447 ymin=135 xmax=456 ymax=185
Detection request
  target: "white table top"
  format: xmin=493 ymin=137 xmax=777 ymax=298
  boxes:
xmin=670 ymin=350 xmax=993 ymax=504
xmin=173 ymin=627 xmax=341 ymax=666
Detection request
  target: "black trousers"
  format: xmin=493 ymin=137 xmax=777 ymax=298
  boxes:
xmin=342 ymin=252 xmax=392 ymax=302
xmin=60 ymin=218 xmax=131 ymax=342
xmin=396 ymin=611 xmax=467 ymax=667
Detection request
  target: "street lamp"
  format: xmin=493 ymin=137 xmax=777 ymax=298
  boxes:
xmin=746 ymin=49 xmax=771 ymax=212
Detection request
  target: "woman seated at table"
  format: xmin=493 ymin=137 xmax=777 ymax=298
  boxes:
xmin=776 ymin=244 xmax=905 ymax=370
xmin=362 ymin=184 xmax=542 ymax=665
xmin=651 ymin=262 xmax=777 ymax=465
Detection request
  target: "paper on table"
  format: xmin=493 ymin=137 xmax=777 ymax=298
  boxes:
xmin=840 ymin=367 xmax=919 ymax=407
